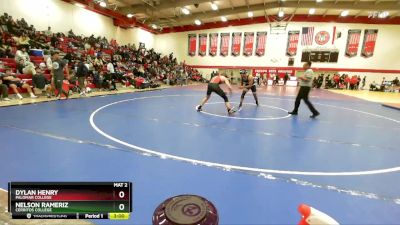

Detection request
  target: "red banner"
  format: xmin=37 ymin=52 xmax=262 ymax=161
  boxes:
xmin=188 ymin=34 xmax=197 ymax=56
xmin=231 ymin=32 xmax=242 ymax=56
xmin=243 ymin=32 xmax=254 ymax=56
xmin=345 ymin=29 xmax=361 ymax=57
xmin=286 ymin=31 xmax=300 ymax=56
xmin=209 ymin=33 xmax=218 ymax=56
xmin=198 ymin=34 xmax=207 ymax=56
xmin=361 ymin=29 xmax=378 ymax=58
xmin=220 ymin=33 xmax=230 ymax=57
xmin=255 ymin=32 xmax=267 ymax=56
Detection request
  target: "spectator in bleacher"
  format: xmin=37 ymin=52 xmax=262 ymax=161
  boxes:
xmin=0 ymin=69 xmax=37 ymax=99
xmin=0 ymin=46 xmax=8 ymax=58
xmin=0 ymin=14 xmax=8 ymax=32
xmin=106 ymin=59 xmax=115 ymax=74
xmin=67 ymin=29 xmax=75 ymax=38
xmin=88 ymin=47 xmax=96 ymax=56
xmin=27 ymin=25 xmax=35 ymax=36
xmin=15 ymin=46 xmax=36 ymax=75
xmin=16 ymin=58 xmax=24 ymax=74
xmin=17 ymin=33 xmax=30 ymax=46
xmin=393 ymin=77 xmax=399 ymax=86
xmin=93 ymin=55 xmax=104 ymax=71
xmin=51 ymin=52 xmax=69 ymax=99
xmin=50 ymin=34 xmax=58 ymax=48
xmin=15 ymin=45 xmax=29 ymax=62
xmin=18 ymin=18 xmax=28 ymax=29
xmin=32 ymin=67 xmax=51 ymax=98
xmin=5 ymin=16 xmax=15 ymax=34
xmin=0 ymin=32 xmax=13 ymax=58
xmin=44 ymin=26 xmax=52 ymax=36
xmin=0 ymin=75 xmax=10 ymax=101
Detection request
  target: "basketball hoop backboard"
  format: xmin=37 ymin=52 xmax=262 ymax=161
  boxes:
xmin=269 ymin=16 xmax=289 ymax=35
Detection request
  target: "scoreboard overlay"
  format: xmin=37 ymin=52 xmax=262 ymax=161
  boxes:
xmin=8 ymin=182 xmax=132 ymax=220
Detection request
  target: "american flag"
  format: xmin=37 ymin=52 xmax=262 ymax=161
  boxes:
xmin=301 ymin=27 xmax=314 ymax=46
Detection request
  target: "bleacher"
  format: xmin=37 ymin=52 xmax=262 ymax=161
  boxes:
xmin=0 ymin=12 xmax=204 ymax=99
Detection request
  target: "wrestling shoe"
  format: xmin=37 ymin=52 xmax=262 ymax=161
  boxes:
xmin=310 ymin=112 xmax=320 ymax=119
xmin=228 ymin=107 xmax=237 ymax=114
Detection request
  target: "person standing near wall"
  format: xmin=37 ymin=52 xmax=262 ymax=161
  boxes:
xmin=76 ymin=57 xmax=89 ymax=96
xmin=51 ymin=52 xmax=69 ymax=100
xmin=361 ymin=76 xmax=366 ymax=90
xmin=288 ymin=62 xmax=320 ymax=118
xmin=284 ymin=73 xmax=289 ymax=86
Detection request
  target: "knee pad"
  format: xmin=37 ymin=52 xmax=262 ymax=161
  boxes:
xmin=222 ymin=95 xmax=228 ymax=102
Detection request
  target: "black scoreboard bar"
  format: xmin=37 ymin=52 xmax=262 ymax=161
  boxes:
xmin=8 ymin=182 xmax=132 ymax=220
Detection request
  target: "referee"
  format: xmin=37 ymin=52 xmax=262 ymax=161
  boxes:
xmin=288 ymin=61 xmax=320 ymax=118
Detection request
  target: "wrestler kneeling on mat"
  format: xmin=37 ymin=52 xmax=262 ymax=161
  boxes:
xmin=238 ymin=69 xmax=259 ymax=109
xmin=196 ymin=72 xmax=236 ymax=114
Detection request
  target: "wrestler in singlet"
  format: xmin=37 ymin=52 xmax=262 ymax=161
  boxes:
xmin=239 ymin=70 xmax=259 ymax=108
xmin=196 ymin=73 xmax=236 ymax=114
xmin=241 ymin=74 xmax=257 ymax=92
xmin=207 ymin=74 xmax=229 ymax=102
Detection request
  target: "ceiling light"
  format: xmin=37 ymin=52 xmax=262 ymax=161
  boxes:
xmin=340 ymin=10 xmax=349 ymax=17
xmin=378 ymin=11 xmax=389 ymax=18
xmin=151 ymin=24 xmax=158 ymax=29
xmin=316 ymin=0 xmax=323 ymax=2
xmin=127 ymin=13 xmax=133 ymax=18
xmin=221 ymin=16 xmax=227 ymax=22
xmin=309 ymin=8 xmax=316 ymax=15
xmin=248 ymin=11 xmax=253 ymax=17
xmin=278 ymin=10 xmax=284 ymax=17
xmin=194 ymin=19 xmax=201 ymax=25
xmin=182 ymin=8 xmax=190 ymax=15
xmin=211 ymin=3 xmax=218 ymax=11
xmin=74 ymin=3 xmax=85 ymax=8
xmin=99 ymin=1 xmax=107 ymax=7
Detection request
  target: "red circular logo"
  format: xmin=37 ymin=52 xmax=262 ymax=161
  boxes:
xmin=315 ymin=31 xmax=330 ymax=45
xmin=182 ymin=203 xmax=201 ymax=217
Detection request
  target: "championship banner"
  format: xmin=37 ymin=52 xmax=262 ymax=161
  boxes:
xmin=188 ymin=34 xmax=197 ymax=56
xmin=220 ymin=33 xmax=230 ymax=56
xmin=209 ymin=33 xmax=218 ymax=56
xmin=286 ymin=31 xmax=300 ymax=56
xmin=361 ymin=29 xmax=378 ymax=58
xmin=345 ymin=29 xmax=361 ymax=57
xmin=255 ymin=32 xmax=267 ymax=56
xmin=231 ymin=32 xmax=242 ymax=56
xmin=198 ymin=33 xmax=207 ymax=56
xmin=243 ymin=32 xmax=254 ymax=56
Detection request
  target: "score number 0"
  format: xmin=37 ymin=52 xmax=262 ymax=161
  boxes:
xmin=118 ymin=191 xmax=126 ymax=211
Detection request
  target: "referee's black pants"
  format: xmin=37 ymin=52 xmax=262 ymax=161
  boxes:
xmin=293 ymin=86 xmax=318 ymax=114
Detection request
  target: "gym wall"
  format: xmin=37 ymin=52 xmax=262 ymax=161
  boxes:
xmin=154 ymin=22 xmax=400 ymax=82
